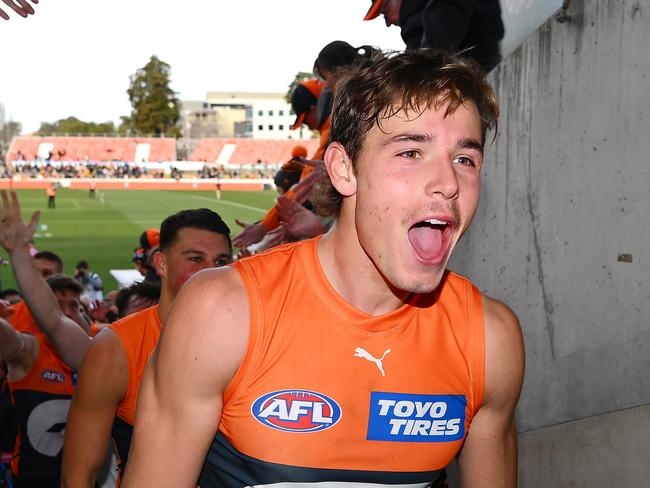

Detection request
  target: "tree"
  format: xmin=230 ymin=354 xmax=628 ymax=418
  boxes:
xmin=126 ymin=55 xmax=181 ymax=137
xmin=37 ymin=117 xmax=116 ymax=135
xmin=285 ymin=71 xmax=314 ymax=104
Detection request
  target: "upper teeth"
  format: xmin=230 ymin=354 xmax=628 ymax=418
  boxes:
xmin=425 ymin=219 xmax=446 ymax=225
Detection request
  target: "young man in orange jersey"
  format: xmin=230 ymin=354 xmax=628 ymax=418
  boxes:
xmin=0 ymin=275 xmax=86 ymax=488
xmin=124 ymin=49 xmax=524 ymax=488
xmin=61 ymin=208 xmax=232 ymax=487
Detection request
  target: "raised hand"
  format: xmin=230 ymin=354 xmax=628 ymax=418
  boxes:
xmin=0 ymin=190 xmax=40 ymax=254
xmin=276 ymin=197 xmax=324 ymax=241
xmin=0 ymin=0 xmax=38 ymax=20
xmin=232 ymin=219 xmax=267 ymax=248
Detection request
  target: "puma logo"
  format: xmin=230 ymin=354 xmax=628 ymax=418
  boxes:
xmin=354 ymin=347 xmax=391 ymax=376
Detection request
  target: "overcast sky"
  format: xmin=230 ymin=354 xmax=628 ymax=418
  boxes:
xmin=0 ymin=0 xmax=561 ymax=134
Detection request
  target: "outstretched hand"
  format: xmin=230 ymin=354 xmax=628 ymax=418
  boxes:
xmin=0 ymin=0 xmax=38 ymax=20
xmin=276 ymin=197 xmax=324 ymax=241
xmin=232 ymin=219 xmax=267 ymax=248
xmin=0 ymin=190 xmax=40 ymax=254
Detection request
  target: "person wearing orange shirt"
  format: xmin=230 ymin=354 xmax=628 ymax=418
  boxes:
xmin=46 ymin=184 xmax=56 ymax=209
xmin=61 ymin=208 xmax=233 ymax=487
xmin=124 ymin=50 xmax=524 ymax=488
xmin=0 ymin=275 xmax=87 ymax=488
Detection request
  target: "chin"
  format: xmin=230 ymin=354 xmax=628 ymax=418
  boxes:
xmin=391 ymin=269 xmax=446 ymax=295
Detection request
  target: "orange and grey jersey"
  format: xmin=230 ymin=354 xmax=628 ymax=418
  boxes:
xmin=9 ymin=337 xmax=76 ymax=487
xmin=109 ymin=305 xmax=161 ymax=477
xmin=200 ymin=237 xmax=485 ymax=487
xmin=9 ymin=302 xmax=44 ymax=342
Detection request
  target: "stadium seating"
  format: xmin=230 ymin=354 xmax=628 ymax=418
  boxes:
xmin=7 ymin=136 xmax=321 ymax=166
xmin=190 ymin=138 xmax=321 ymax=164
xmin=7 ymin=136 xmax=176 ymax=162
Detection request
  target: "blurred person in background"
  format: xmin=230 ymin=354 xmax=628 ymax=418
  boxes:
xmin=74 ymin=260 xmax=103 ymax=302
xmin=62 ymin=209 xmax=232 ymax=487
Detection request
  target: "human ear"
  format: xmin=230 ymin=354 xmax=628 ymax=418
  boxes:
xmin=153 ymin=251 xmax=167 ymax=279
xmin=324 ymin=142 xmax=356 ymax=197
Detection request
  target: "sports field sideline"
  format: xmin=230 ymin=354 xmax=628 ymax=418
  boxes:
xmin=0 ymin=189 xmax=278 ymax=291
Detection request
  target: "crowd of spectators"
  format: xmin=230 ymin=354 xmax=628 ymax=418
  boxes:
xmin=1 ymin=161 xmax=276 ymax=180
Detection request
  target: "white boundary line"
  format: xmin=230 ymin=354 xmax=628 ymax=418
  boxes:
xmin=190 ymin=195 xmax=267 ymax=214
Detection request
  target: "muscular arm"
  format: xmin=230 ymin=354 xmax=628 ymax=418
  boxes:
xmin=0 ymin=317 xmax=37 ymax=380
xmin=0 ymin=190 xmax=90 ymax=369
xmin=122 ymin=267 xmax=249 ymax=487
xmin=11 ymin=244 xmax=91 ymax=369
xmin=62 ymin=329 xmax=127 ymax=488
xmin=0 ymin=316 xmax=26 ymax=359
xmin=457 ymin=297 xmax=525 ymax=488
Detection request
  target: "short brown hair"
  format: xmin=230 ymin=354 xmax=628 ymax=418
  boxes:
xmin=46 ymin=275 xmax=83 ymax=296
xmin=33 ymin=250 xmax=64 ymax=273
xmin=312 ymin=49 xmax=499 ymax=217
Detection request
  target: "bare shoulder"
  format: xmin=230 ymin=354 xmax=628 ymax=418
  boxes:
xmin=77 ymin=328 xmax=128 ymax=398
xmin=482 ymin=295 xmax=525 ymax=409
xmin=83 ymin=327 xmax=127 ymax=369
xmin=168 ymin=265 xmax=248 ymax=331
xmin=156 ymin=265 xmax=249 ymax=393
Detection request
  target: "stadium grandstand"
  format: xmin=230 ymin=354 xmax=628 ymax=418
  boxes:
xmin=2 ymin=135 xmax=321 ymax=191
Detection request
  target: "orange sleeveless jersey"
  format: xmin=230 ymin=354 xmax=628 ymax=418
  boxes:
xmin=9 ymin=302 xmax=44 ymax=341
xmin=108 ymin=305 xmax=161 ymax=474
xmin=200 ymin=237 xmax=485 ymax=487
xmin=9 ymin=333 xmax=76 ymax=484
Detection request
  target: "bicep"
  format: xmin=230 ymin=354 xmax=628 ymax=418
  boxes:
xmin=123 ymin=268 xmax=249 ymax=487
xmin=62 ymin=331 xmax=127 ymax=484
xmin=457 ymin=297 xmax=524 ymax=487
xmin=0 ymin=317 xmax=23 ymax=358
xmin=47 ymin=318 xmax=92 ymax=370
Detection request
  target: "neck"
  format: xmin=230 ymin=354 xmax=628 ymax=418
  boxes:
xmin=318 ymin=208 xmax=410 ymax=316
xmin=156 ymin=284 xmax=174 ymax=324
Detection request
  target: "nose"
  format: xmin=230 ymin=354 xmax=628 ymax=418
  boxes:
xmin=61 ymin=305 xmax=73 ymax=318
xmin=424 ymin=157 xmax=459 ymax=200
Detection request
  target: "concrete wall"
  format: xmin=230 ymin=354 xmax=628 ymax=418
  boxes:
xmin=449 ymin=0 xmax=650 ymax=485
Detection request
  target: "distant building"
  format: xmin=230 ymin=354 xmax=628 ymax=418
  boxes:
xmin=180 ymin=92 xmax=314 ymax=141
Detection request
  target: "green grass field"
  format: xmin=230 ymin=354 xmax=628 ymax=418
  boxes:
xmin=0 ymin=189 xmax=278 ymax=291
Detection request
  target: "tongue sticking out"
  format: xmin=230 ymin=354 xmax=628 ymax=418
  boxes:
xmin=408 ymin=226 xmax=444 ymax=261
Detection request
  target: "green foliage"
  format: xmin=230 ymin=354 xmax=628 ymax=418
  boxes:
xmin=285 ymin=71 xmax=313 ymax=104
xmin=127 ymin=55 xmax=181 ymax=137
xmin=37 ymin=117 xmax=116 ymax=136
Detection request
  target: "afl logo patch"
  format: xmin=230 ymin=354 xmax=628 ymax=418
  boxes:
xmin=41 ymin=369 xmax=65 ymax=384
xmin=251 ymin=389 xmax=342 ymax=433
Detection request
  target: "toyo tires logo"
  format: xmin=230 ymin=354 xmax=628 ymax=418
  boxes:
xmin=251 ymin=389 xmax=342 ymax=433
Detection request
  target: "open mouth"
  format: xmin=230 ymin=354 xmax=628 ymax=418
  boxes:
xmin=407 ymin=218 xmax=453 ymax=264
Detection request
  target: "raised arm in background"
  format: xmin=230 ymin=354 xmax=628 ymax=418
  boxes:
xmin=0 ymin=190 xmax=91 ymax=370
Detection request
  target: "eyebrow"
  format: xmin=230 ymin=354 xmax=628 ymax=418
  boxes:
xmin=181 ymin=249 xmax=206 ymax=256
xmin=379 ymin=132 xmax=435 ymax=147
xmin=457 ymin=138 xmax=484 ymax=155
